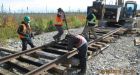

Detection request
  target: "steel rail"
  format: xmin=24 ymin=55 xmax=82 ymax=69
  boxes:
xmin=25 ymin=28 xmax=124 ymax=75
xmin=0 ymin=42 xmax=54 ymax=64
xmin=0 ymin=27 xmax=125 ymax=75
xmin=26 ymin=49 xmax=78 ymax=75
xmin=88 ymin=27 xmax=124 ymax=44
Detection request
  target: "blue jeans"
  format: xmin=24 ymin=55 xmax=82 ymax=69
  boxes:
xmin=21 ymin=38 xmax=35 ymax=51
xmin=82 ymin=25 xmax=97 ymax=41
xmin=77 ymin=43 xmax=88 ymax=72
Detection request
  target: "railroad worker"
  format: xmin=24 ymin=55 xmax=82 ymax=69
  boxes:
xmin=17 ymin=16 xmax=35 ymax=51
xmin=65 ymin=34 xmax=88 ymax=75
xmin=57 ymin=8 xmax=65 ymax=21
xmin=82 ymin=8 xmax=97 ymax=41
xmin=53 ymin=8 xmax=65 ymax=42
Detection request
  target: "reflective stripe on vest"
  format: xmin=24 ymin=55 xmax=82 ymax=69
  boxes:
xmin=55 ymin=16 xmax=63 ymax=26
xmin=88 ymin=14 xmax=96 ymax=24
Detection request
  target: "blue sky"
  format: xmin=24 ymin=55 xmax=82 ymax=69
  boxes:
xmin=0 ymin=0 xmax=139 ymax=13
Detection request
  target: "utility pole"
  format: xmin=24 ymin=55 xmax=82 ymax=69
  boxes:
xmin=1 ymin=3 xmax=4 ymax=13
xmin=46 ymin=4 xmax=47 ymax=13
xmin=27 ymin=6 xmax=28 ymax=13
xmin=69 ymin=6 xmax=71 ymax=13
xmin=9 ymin=6 xmax=11 ymax=13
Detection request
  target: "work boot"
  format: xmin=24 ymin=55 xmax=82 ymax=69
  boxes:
xmin=77 ymin=70 xmax=86 ymax=75
xmin=53 ymin=36 xmax=60 ymax=43
xmin=71 ymin=65 xmax=81 ymax=69
xmin=53 ymin=36 xmax=57 ymax=42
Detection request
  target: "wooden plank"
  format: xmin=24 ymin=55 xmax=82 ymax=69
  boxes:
xmin=44 ymin=47 xmax=68 ymax=55
xmin=96 ymin=42 xmax=106 ymax=46
xmin=0 ymin=47 xmax=18 ymax=54
xmin=87 ymin=50 xmax=93 ymax=59
xmin=0 ymin=67 xmax=15 ymax=75
xmin=100 ymin=40 xmax=110 ymax=43
xmin=102 ymin=37 xmax=114 ymax=43
xmin=35 ymin=51 xmax=61 ymax=60
xmin=115 ymin=30 xmax=126 ymax=35
xmin=52 ymin=44 xmax=67 ymax=50
xmin=10 ymin=59 xmax=37 ymax=71
xmin=20 ymin=55 xmax=51 ymax=66
xmin=90 ymin=43 xmax=103 ymax=49
xmin=25 ymin=50 xmax=78 ymax=75
xmin=49 ymin=65 xmax=67 ymax=75
xmin=101 ymin=44 xmax=110 ymax=50
xmin=134 ymin=37 xmax=140 ymax=46
xmin=87 ymin=50 xmax=93 ymax=56
xmin=112 ymin=35 xmax=120 ymax=38
xmin=95 ymin=29 xmax=110 ymax=33
xmin=88 ymin=46 xmax=99 ymax=52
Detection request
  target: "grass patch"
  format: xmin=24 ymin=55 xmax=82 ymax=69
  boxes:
xmin=0 ymin=13 xmax=86 ymax=44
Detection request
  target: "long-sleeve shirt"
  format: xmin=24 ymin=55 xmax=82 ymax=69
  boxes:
xmin=17 ymin=24 xmax=26 ymax=36
xmin=87 ymin=13 xmax=94 ymax=21
xmin=67 ymin=35 xmax=87 ymax=51
xmin=17 ymin=21 xmax=32 ymax=39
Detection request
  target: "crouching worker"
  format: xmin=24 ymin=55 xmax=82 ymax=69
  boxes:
xmin=65 ymin=34 xmax=88 ymax=75
xmin=17 ymin=16 xmax=35 ymax=51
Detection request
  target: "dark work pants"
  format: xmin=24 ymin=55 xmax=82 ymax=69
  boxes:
xmin=54 ymin=26 xmax=64 ymax=40
xmin=82 ymin=25 xmax=97 ymax=41
xmin=77 ymin=43 xmax=88 ymax=72
xmin=21 ymin=38 xmax=35 ymax=51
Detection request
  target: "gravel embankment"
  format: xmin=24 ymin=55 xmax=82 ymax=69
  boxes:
xmin=87 ymin=36 xmax=140 ymax=75
xmin=2 ymin=27 xmax=140 ymax=75
xmin=5 ymin=27 xmax=84 ymax=51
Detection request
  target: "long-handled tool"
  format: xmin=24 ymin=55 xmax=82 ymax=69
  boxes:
xmin=63 ymin=12 xmax=70 ymax=34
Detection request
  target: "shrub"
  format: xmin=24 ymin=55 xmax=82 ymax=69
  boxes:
xmin=47 ymin=20 xmax=56 ymax=32
xmin=0 ymin=13 xmax=86 ymax=44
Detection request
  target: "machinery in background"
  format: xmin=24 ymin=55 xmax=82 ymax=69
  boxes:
xmin=87 ymin=0 xmax=138 ymax=29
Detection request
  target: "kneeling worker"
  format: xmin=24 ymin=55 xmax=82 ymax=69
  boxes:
xmin=65 ymin=34 xmax=88 ymax=75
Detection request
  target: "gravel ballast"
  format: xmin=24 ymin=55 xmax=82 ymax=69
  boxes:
xmin=2 ymin=27 xmax=140 ymax=75
xmin=87 ymin=36 xmax=140 ymax=75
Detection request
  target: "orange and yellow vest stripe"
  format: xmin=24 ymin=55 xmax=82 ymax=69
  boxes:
xmin=19 ymin=24 xmax=31 ymax=39
xmin=55 ymin=16 xmax=63 ymax=26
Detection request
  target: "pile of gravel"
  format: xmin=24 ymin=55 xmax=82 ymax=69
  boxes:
xmin=2 ymin=27 xmax=140 ymax=75
xmin=87 ymin=36 xmax=140 ymax=75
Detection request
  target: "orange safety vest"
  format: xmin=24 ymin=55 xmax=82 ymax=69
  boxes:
xmin=19 ymin=24 xmax=31 ymax=39
xmin=55 ymin=16 xmax=63 ymax=26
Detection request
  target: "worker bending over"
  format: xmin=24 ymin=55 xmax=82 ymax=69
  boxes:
xmin=65 ymin=34 xmax=88 ymax=75
xmin=17 ymin=16 xmax=35 ymax=51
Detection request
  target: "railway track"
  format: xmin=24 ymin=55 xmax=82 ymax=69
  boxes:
xmin=0 ymin=47 xmax=18 ymax=58
xmin=0 ymin=27 xmax=126 ymax=75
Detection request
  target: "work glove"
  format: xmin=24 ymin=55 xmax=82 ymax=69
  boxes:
xmin=30 ymin=33 xmax=35 ymax=39
xmin=24 ymin=34 xmax=30 ymax=39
